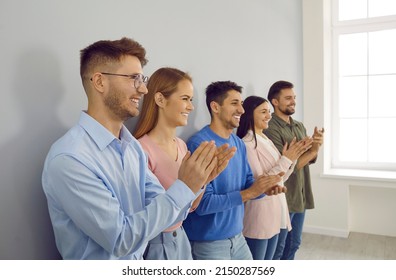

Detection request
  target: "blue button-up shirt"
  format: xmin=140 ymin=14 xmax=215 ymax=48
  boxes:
xmin=42 ymin=112 xmax=195 ymax=259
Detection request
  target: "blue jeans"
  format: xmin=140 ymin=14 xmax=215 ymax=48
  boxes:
xmin=279 ymin=211 xmax=306 ymax=260
xmin=273 ymin=228 xmax=288 ymax=260
xmin=245 ymin=234 xmax=279 ymax=260
xmin=190 ymin=233 xmax=253 ymax=260
xmin=144 ymin=226 xmax=192 ymax=260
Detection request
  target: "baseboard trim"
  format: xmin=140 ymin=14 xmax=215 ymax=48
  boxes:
xmin=303 ymin=225 xmax=350 ymax=238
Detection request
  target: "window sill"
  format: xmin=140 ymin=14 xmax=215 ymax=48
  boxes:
xmin=321 ymin=168 xmax=396 ymax=185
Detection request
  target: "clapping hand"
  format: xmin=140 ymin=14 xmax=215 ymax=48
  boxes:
xmin=311 ymin=126 xmax=324 ymax=152
xmin=178 ymin=141 xmax=217 ymax=194
xmin=282 ymin=137 xmax=313 ymax=161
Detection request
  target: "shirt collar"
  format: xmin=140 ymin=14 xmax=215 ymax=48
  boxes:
xmin=271 ymin=113 xmax=296 ymax=128
xmin=78 ymin=111 xmax=133 ymax=151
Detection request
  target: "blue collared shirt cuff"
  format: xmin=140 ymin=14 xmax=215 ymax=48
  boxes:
xmin=166 ymin=179 xmax=196 ymax=208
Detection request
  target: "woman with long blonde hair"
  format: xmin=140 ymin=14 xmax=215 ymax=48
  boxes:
xmin=134 ymin=67 xmax=235 ymax=259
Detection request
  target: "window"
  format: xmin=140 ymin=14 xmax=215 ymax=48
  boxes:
xmin=332 ymin=0 xmax=396 ymax=173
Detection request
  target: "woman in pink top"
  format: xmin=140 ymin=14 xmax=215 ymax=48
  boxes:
xmin=134 ymin=67 xmax=235 ymax=260
xmin=236 ymin=96 xmax=311 ymax=260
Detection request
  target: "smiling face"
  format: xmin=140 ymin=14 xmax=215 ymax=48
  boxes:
xmin=214 ymin=89 xmax=245 ymax=130
xmin=274 ymin=88 xmax=296 ymax=117
xmin=253 ymin=101 xmax=272 ymax=132
xmin=102 ymin=55 xmax=148 ymax=121
xmin=161 ymin=79 xmax=194 ymax=127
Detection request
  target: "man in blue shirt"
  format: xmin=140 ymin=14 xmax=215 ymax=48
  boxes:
xmin=42 ymin=38 xmax=223 ymax=259
xmin=184 ymin=81 xmax=285 ymax=260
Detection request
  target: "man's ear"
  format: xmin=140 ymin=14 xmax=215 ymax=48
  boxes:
xmin=210 ymin=101 xmax=219 ymax=114
xmin=154 ymin=92 xmax=165 ymax=107
xmin=271 ymin=98 xmax=279 ymax=107
xmin=90 ymin=73 xmax=105 ymax=93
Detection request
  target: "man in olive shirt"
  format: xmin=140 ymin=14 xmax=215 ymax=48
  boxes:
xmin=265 ymin=80 xmax=324 ymax=260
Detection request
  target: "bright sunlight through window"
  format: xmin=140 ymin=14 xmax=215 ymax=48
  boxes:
xmin=333 ymin=0 xmax=396 ymax=171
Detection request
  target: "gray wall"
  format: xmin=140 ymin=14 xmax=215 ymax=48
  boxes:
xmin=0 ymin=0 xmax=303 ymax=259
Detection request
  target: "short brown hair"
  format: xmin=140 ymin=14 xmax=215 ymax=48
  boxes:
xmin=80 ymin=37 xmax=148 ymax=87
xmin=205 ymin=81 xmax=242 ymax=118
xmin=267 ymin=80 xmax=294 ymax=107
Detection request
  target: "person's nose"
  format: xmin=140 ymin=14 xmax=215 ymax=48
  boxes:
xmin=187 ymin=100 xmax=194 ymax=112
xmin=137 ymin=83 xmax=148 ymax=95
xmin=238 ymin=104 xmax=245 ymax=114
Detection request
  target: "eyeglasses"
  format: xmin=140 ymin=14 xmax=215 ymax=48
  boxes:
xmin=100 ymin=72 xmax=148 ymax=89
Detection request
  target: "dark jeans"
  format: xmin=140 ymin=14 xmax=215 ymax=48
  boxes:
xmin=277 ymin=211 xmax=306 ymax=260
xmin=245 ymin=234 xmax=279 ymax=260
xmin=272 ymin=228 xmax=289 ymax=260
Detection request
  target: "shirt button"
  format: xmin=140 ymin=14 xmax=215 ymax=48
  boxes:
xmin=173 ymin=231 xmax=177 ymax=237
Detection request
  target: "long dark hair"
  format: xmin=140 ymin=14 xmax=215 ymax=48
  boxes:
xmin=236 ymin=95 xmax=268 ymax=148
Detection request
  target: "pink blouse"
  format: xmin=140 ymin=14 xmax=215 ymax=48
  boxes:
xmin=138 ymin=134 xmax=188 ymax=232
xmin=242 ymin=131 xmax=294 ymax=239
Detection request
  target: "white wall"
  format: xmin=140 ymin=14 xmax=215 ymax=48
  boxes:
xmin=0 ymin=0 xmax=303 ymax=259
xmin=302 ymin=0 xmax=396 ymax=238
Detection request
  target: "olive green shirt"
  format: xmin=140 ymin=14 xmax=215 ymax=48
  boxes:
xmin=264 ymin=113 xmax=315 ymax=213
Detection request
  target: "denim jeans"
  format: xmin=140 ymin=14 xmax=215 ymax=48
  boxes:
xmin=245 ymin=234 xmax=279 ymax=260
xmin=280 ymin=211 xmax=306 ymax=260
xmin=272 ymin=228 xmax=288 ymax=260
xmin=190 ymin=233 xmax=253 ymax=260
xmin=143 ymin=226 xmax=192 ymax=260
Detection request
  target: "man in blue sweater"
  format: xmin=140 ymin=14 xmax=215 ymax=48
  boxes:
xmin=184 ymin=81 xmax=285 ymax=260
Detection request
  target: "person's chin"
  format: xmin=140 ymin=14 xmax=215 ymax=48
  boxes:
xmin=178 ymin=120 xmax=188 ymax=127
xmin=130 ymin=109 xmax=140 ymax=118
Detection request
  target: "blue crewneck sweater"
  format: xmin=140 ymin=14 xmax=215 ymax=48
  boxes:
xmin=183 ymin=125 xmax=255 ymax=241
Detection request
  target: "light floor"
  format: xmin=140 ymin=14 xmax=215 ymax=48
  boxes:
xmin=295 ymin=232 xmax=396 ymax=260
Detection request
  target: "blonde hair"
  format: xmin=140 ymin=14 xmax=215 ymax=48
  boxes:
xmin=133 ymin=67 xmax=192 ymax=139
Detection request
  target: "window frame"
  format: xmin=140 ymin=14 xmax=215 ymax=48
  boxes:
xmin=330 ymin=0 xmax=396 ymax=173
